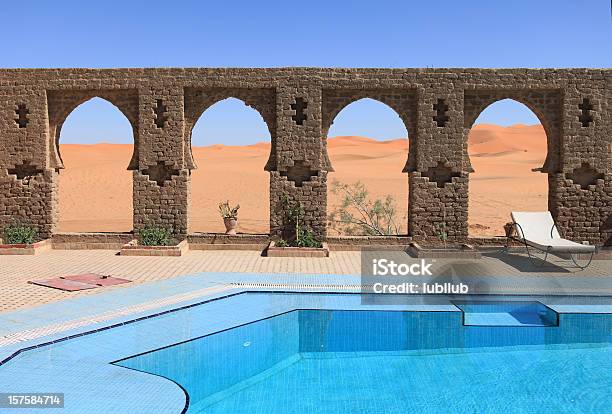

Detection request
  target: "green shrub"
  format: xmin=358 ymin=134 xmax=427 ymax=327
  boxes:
xmin=328 ymin=180 xmax=400 ymax=236
xmin=3 ymin=221 xmax=38 ymax=244
xmin=278 ymin=194 xmax=322 ymax=248
xmin=295 ymin=227 xmax=322 ymax=248
xmin=139 ymin=226 xmax=172 ymax=246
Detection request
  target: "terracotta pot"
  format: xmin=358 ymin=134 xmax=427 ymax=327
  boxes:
xmin=504 ymin=222 xmax=516 ymax=238
xmin=223 ymin=217 xmax=238 ymax=235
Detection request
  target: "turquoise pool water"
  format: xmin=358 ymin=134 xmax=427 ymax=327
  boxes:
xmin=116 ymin=295 xmax=612 ymax=414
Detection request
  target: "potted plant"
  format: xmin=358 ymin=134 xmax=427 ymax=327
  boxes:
xmin=219 ymin=201 xmax=240 ymax=235
xmin=504 ymin=222 xmax=516 ymax=238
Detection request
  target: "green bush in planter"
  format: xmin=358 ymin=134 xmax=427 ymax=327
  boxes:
xmin=277 ymin=194 xmax=323 ymax=248
xmin=139 ymin=226 xmax=172 ymax=246
xmin=295 ymin=227 xmax=322 ymax=248
xmin=3 ymin=221 xmax=38 ymax=244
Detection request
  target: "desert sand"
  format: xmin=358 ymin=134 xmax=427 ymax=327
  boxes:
xmin=57 ymin=124 xmax=548 ymax=237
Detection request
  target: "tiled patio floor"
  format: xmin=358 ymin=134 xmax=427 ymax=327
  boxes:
xmin=0 ymin=250 xmax=360 ymax=312
xmin=0 ymin=249 xmax=610 ymax=313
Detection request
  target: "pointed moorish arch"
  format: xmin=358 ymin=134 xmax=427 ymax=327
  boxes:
xmin=46 ymin=89 xmax=139 ymax=171
xmin=463 ymin=90 xmax=562 ymax=174
xmin=324 ymin=97 xmax=410 ymax=172
xmin=322 ymin=93 xmax=413 ymax=235
xmin=321 ymin=89 xmax=417 ymax=173
xmin=47 ymin=93 xmax=136 ymax=233
xmin=464 ymin=97 xmax=551 ymax=237
xmin=183 ymin=90 xmax=275 ymax=234
xmin=183 ymin=88 xmax=276 ymax=172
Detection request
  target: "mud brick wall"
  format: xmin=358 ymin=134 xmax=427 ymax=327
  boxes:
xmin=549 ymin=174 xmax=611 ymax=246
xmin=133 ymin=85 xmax=188 ymax=236
xmin=0 ymin=68 xmax=609 ymax=245
xmin=0 ymin=85 xmax=56 ymax=238
xmin=406 ymin=77 xmax=467 ymax=239
xmin=555 ymin=72 xmax=611 ymax=245
xmin=270 ymin=85 xmax=325 ymax=239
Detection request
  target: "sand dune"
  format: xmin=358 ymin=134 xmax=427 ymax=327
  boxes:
xmin=469 ymin=124 xmax=546 ymax=154
xmin=57 ymin=124 xmax=548 ymax=237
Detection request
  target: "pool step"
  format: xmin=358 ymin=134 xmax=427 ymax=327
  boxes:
xmin=453 ymin=301 xmax=559 ymax=327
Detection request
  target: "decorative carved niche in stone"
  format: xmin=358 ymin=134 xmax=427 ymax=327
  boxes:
xmin=566 ymin=163 xmax=603 ymax=189
xmin=290 ymin=97 xmax=307 ymax=125
xmin=15 ymin=104 xmax=29 ymax=128
xmin=7 ymin=160 xmax=43 ymax=184
xmin=280 ymin=161 xmax=318 ymax=187
xmin=153 ymin=99 xmax=168 ymax=129
xmin=142 ymin=162 xmax=179 ymax=187
xmin=424 ymin=162 xmax=460 ymax=188
xmin=578 ymin=98 xmax=593 ymax=127
xmin=433 ymin=99 xmax=449 ymax=127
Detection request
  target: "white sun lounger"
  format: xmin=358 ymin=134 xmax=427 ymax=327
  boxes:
xmin=508 ymin=212 xmax=596 ymax=269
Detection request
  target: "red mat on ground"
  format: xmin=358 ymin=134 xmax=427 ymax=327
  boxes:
xmin=28 ymin=278 xmax=99 ymax=292
xmin=63 ymin=273 xmax=131 ymax=287
xmin=29 ymin=274 xmax=131 ymax=291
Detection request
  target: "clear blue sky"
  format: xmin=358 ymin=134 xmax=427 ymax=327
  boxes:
xmin=3 ymin=0 xmax=610 ymax=145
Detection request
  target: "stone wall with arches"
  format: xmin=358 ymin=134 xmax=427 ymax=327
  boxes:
xmin=0 ymin=68 xmax=609 ymax=245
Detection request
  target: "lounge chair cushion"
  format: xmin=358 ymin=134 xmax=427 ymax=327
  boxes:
xmin=523 ymin=238 xmax=595 ymax=253
xmin=511 ymin=211 xmax=595 ymax=253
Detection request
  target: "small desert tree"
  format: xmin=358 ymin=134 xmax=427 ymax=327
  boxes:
xmin=328 ymin=180 xmax=400 ymax=236
xmin=277 ymin=194 xmax=322 ymax=248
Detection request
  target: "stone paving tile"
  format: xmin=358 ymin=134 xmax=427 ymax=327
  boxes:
xmin=0 ymin=250 xmax=360 ymax=312
xmin=0 ymin=249 xmax=610 ymax=313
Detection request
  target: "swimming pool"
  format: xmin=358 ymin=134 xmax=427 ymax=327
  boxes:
xmin=108 ymin=292 xmax=612 ymax=414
